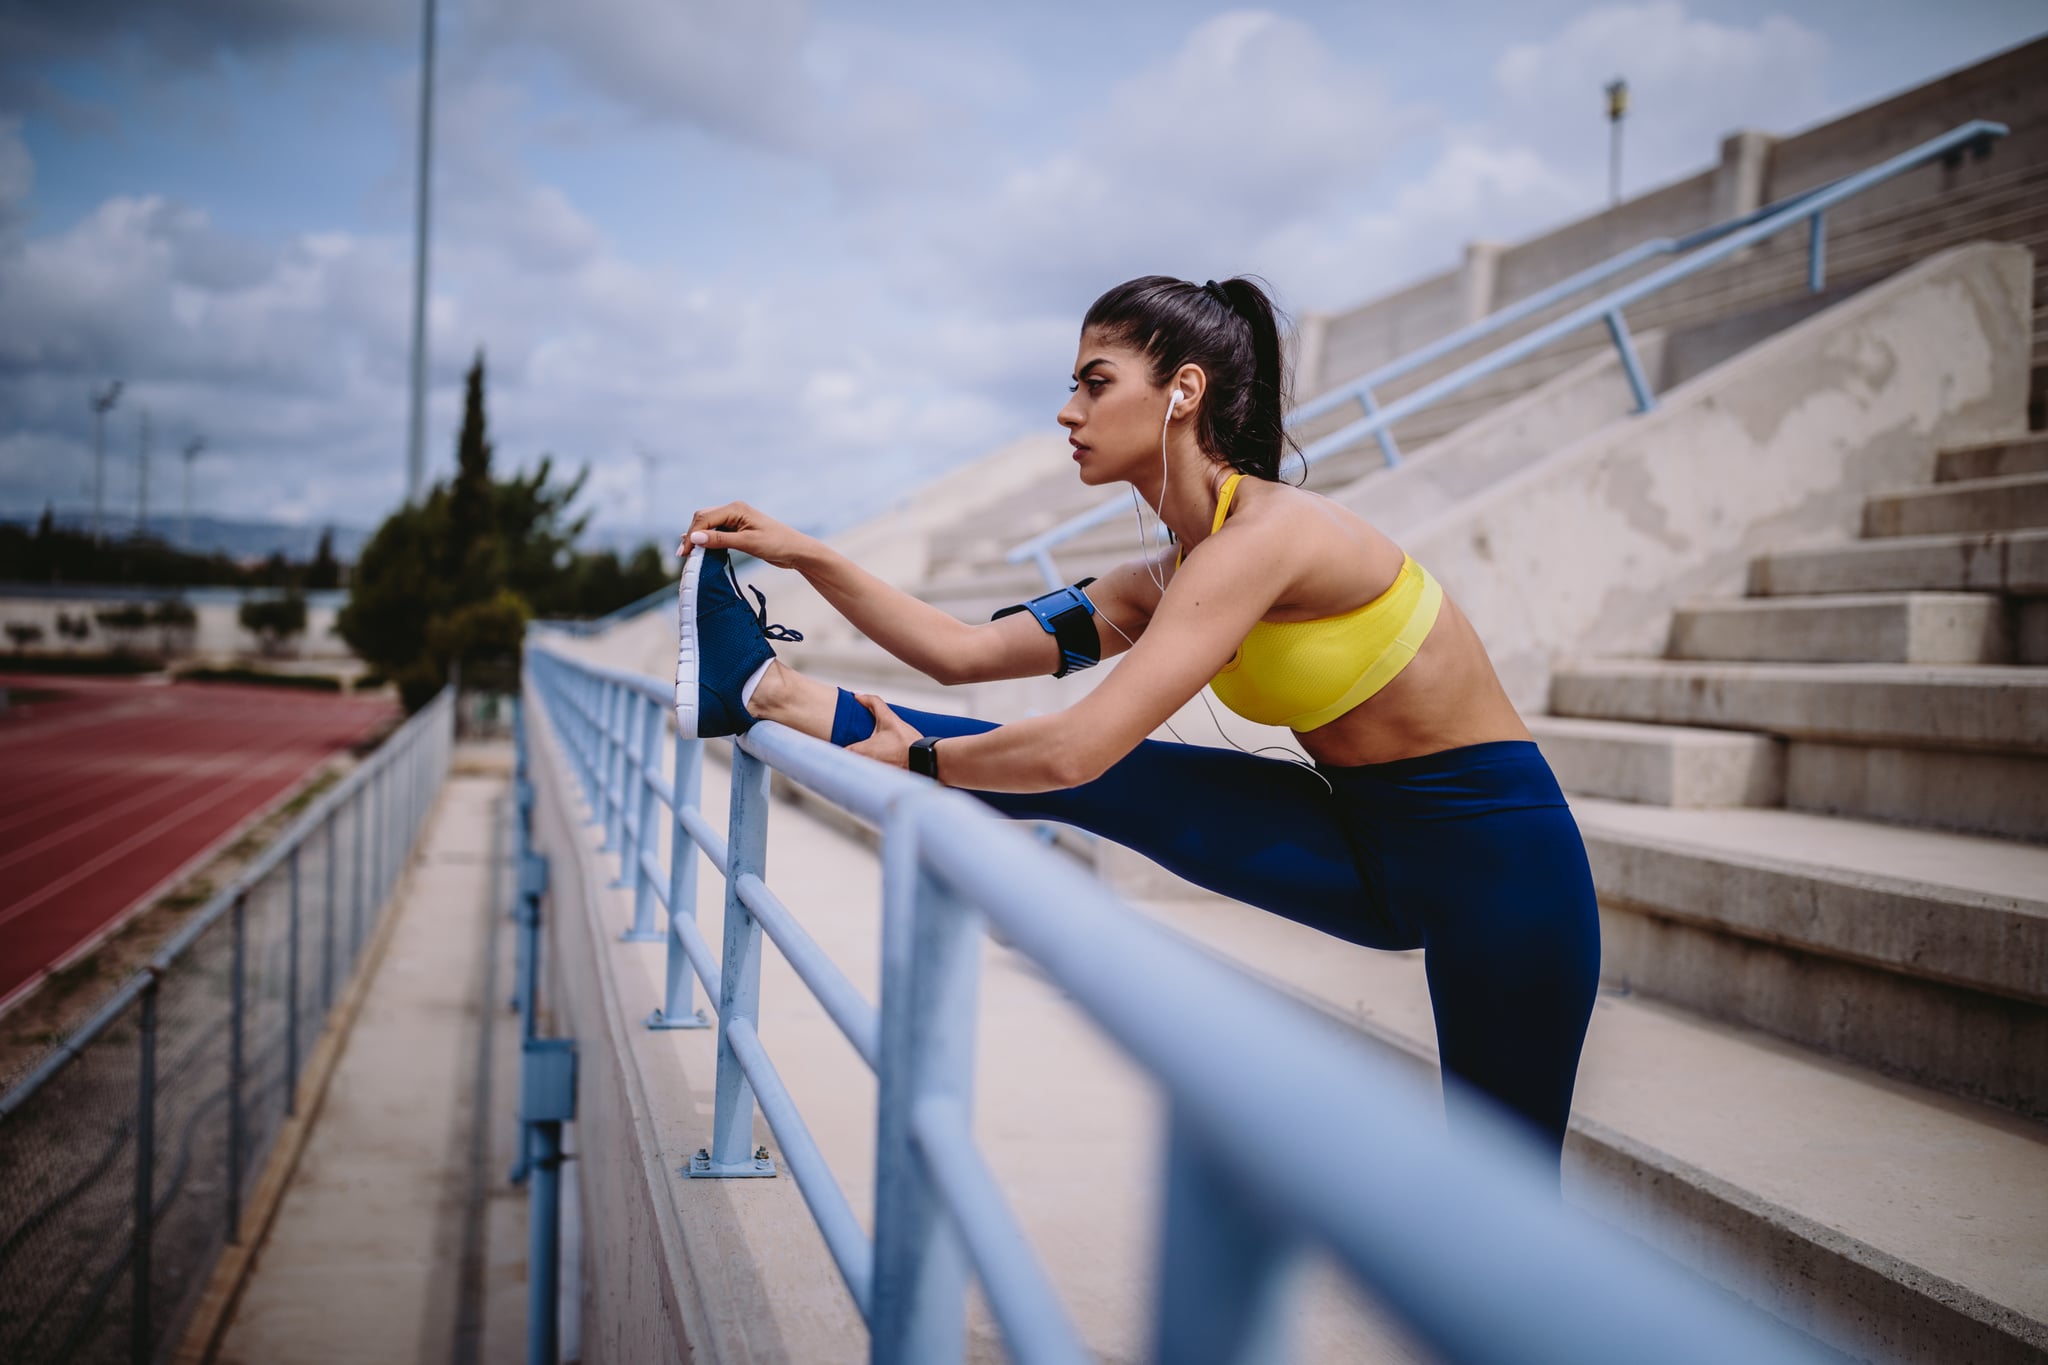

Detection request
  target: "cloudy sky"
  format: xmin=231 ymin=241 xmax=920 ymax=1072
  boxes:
xmin=1 ymin=1 xmax=2041 ymax=548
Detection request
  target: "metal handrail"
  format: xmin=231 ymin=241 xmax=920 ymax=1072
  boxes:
xmin=525 ymin=643 xmax=1828 ymax=1363
xmin=1008 ymin=118 xmax=2007 ymax=589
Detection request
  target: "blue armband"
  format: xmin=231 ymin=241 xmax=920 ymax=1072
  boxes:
xmin=991 ymin=577 xmax=1100 ymax=678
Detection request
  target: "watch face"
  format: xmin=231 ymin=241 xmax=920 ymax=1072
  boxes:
xmin=911 ymin=737 xmax=938 ymax=778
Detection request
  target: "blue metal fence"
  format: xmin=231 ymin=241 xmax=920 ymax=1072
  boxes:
xmin=1008 ymin=117 xmax=2009 ymax=589
xmin=524 ymin=644 xmax=1829 ymax=1363
xmin=0 ymin=688 xmax=454 ymax=1365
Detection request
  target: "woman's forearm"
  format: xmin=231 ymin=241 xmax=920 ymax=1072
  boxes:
xmin=927 ymin=712 xmax=1102 ymax=794
xmin=791 ymin=538 xmax=987 ymax=684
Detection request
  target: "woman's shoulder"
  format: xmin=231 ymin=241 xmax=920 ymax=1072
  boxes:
xmin=1233 ymin=477 xmax=1379 ymax=538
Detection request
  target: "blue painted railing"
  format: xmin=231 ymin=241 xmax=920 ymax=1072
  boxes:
xmin=524 ymin=643 xmax=1828 ymax=1363
xmin=1009 ymin=118 xmax=2007 ymax=589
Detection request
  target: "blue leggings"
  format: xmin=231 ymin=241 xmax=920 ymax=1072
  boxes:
xmin=829 ymin=692 xmax=1602 ymax=1174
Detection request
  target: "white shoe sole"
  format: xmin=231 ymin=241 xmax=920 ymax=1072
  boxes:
xmin=673 ymin=546 xmax=704 ymax=739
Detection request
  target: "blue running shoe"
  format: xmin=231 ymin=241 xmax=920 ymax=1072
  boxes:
xmin=674 ymin=547 xmax=803 ymax=739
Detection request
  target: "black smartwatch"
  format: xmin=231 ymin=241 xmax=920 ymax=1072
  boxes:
xmin=908 ymin=736 xmax=941 ymax=781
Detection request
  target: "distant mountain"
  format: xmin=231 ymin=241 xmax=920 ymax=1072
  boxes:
xmin=1 ymin=508 xmax=371 ymax=563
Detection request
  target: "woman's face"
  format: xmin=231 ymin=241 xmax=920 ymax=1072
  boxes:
xmin=1058 ymin=327 xmax=1171 ymax=486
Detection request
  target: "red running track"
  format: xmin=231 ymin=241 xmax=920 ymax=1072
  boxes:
xmin=0 ymin=675 xmax=399 ymax=1009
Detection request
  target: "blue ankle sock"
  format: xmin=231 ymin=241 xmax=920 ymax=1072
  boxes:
xmin=830 ymin=688 xmax=877 ymax=747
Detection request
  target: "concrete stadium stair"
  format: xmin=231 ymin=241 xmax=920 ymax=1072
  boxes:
xmin=1667 ymin=592 xmax=2012 ymax=663
xmin=1863 ymin=471 xmax=2048 ymax=538
xmin=1534 ymin=422 xmax=2048 ymax=1132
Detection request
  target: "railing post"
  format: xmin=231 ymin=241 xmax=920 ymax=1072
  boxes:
xmin=1149 ymin=1110 xmax=1300 ymax=1364
xmin=322 ymin=810 xmax=338 ymax=1013
xmin=650 ymin=731 xmax=710 ymax=1030
xmin=227 ymin=891 xmax=247 ymax=1244
xmin=286 ymin=848 xmax=301 ymax=1116
xmin=370 ymin=761 xmax=385 ymax=916
xmin=132 ymin=975 xmax=158 ymax=1365
xmin=520 ymin=1037 xmax=576 ymax=1365
xmin=351 ymin=780 xmax=367 ymax=965
xmin=687 ymin=743 xmax=775 ymax=1179
xmin=612 ymin=689 xmax=638 ymax=889
xmin=602 ymin=683 xmax=626 ymax=854
xmin=1604 ymin=309 xmax=1657 ymax=413
xmin=1807 ymin=210 xmax=1827 ymax=293
xmin=1032 ymin=548 xmax=1060 ymax=594
xmin=1357 ymin=387 xmax=1402 ymax=469
xmin=624 ymin=695 xmax=664 ymax=940
xmin=869 ymin=800 xmax=982 ymax=1364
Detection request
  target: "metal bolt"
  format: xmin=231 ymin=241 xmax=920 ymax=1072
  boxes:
xmin=695 ymin=1148 xmax=708 ymax=1162
xmin=755 ymin=1146 xmax=769 ymax=1161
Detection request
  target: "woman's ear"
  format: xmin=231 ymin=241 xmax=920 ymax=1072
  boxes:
xmin=1172 ymin=363 xmax=1208 ymax=418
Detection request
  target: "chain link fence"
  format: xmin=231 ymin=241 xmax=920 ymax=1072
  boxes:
xmin=0 ymin=690 xmax=454 ymax=1364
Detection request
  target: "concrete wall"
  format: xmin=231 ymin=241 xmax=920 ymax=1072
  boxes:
xmin=1404 ymin=243 xmax=2033 ymax=712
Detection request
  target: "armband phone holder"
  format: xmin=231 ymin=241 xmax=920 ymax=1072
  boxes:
xmin=992 ymin=577 xmax=1100 ymax=678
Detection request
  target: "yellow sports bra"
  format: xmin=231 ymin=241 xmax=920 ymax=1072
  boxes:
xmin=1179 ymin=472 xmax=1442 ymax=731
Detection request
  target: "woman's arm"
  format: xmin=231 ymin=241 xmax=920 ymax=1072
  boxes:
xmin=689 ymin=501 xmax=1172 ymax=687
xmin=687 ymin=501 xmax=1054 ymax=684
xmin=853 ymin=519 xmax=1289 ymax=791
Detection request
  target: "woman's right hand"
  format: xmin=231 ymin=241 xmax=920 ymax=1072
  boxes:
xmin=682 ymin=502 xmax=815 ymax=569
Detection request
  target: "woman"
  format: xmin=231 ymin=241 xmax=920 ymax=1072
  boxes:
xmin=675 ymin=275 xmax=1600 ymax=1177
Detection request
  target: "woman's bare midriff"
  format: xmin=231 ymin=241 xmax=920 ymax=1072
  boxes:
xmin=1291 ymin=590 xmax=1533 ymax=768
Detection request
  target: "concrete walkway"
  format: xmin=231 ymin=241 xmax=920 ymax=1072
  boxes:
xmin=216 ymin=745 xmax=534 ymax=1365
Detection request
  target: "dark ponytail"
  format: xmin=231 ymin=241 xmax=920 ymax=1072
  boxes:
xmin=1080 ymin=274 xmax=1298 ymax=482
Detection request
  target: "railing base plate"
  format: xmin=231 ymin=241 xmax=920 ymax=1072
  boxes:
xmin=646 ymin=1007 xmax=711 ymax=1031
xmin=684 ymin=1151 xmax=777 ymax=1179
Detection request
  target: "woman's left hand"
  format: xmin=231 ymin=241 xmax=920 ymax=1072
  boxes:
xmin=847 ymin=693 xmax=920 ymax=769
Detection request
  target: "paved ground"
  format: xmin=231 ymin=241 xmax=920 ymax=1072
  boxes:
xmin=0 ymin=675 xmax=397 ymax=1008
xmin=217 ymin=748 xmax=532 ymax=1365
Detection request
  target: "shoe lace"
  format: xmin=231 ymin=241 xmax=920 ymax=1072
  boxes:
xmin=726 ymin=558 xmax=804 ymax=642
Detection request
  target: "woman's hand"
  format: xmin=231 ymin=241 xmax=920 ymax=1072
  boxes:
xmin=681 ymin=501 xmax=815 ymax=569
xmin=846 ymin=693 xmax=922 ymax=771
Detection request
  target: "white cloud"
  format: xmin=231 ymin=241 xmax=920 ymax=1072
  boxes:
xmin=0 ymin=2 xmax=1880 ymax=549
xmin=1494 ymin=2 xmax=1830 ymax=194
xmin=1261 ymin=136 xmax=1584 ymax=311
xmin=891 ymin=10 xmax=1419 ymax=310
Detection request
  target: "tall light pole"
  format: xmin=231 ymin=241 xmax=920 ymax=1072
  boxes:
xmin=404 ymin=0 xmax=439 ymax=504
xmin=181 ymin=437 xmax=205 ymax=551
xmin=90 ymin=381 xmax=122 ymax=542
xmin=635 ymin=444 xmax=660 ymax=539
xmin=136 ymin=408 xmax=152 ymax=540
xmin=1606 ymin=78 xmax=1629 ymax=206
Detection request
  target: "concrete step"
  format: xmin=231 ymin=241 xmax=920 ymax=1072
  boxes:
xmin=1780 ymin=738 xmax=2048 ymax=843
xmin=1533 ymin=711 xmax=2048 ymax=840
xmin=1528 ymin=716 xmax=1783 ymax=807
xmin=1668 ymin=592 xmax=2012 ymax=664
xmin=1862 ymin=471 xmax=2048 ymax=538
xmin=1138 ymin=892 xmax=2048 ymax=1365
xmin=1571 ymin=798 xmax=2048 ymax=1117
xmin=1549 ymin=659 xmax=2048 ymax=756
xmin=1746 ymin=528 xmax=2048 ymax=597
xmin=1936 ymin=433 xmax=2048 ymax=482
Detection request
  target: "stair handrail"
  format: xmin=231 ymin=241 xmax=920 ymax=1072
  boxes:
xmin=524 ymin=642 xmax=1828 ymax=1364
xmin=1007 ymin=118 xmax=2007 ymax=589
